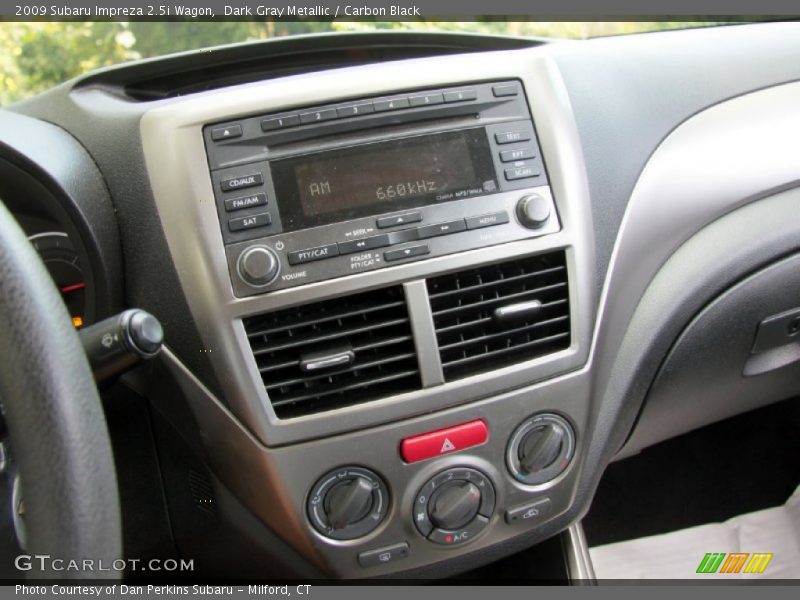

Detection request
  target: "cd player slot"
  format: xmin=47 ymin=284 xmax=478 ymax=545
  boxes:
xmin=266 ymin=115 xmax=481 ymax=161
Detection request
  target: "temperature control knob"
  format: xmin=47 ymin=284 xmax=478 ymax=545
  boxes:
xmin=516 ymin=193 xmax=551 ymax=229
xmin=307 ymin=467 xmax=389 ymax=540
xmin=237 ymin=245 xmax=279 ymax=287
xmin=507 ymin=414 xmax=575 ymax=486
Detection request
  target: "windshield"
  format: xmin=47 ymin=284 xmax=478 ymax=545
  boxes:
xmin=0 ymin=21 xmax=718 ymax=106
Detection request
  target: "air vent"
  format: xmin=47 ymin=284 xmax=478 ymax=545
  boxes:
xmin=243 ymin=286 xmax=421 ymax=419
xmin=427 ymin=251 xmax=570 ymax=381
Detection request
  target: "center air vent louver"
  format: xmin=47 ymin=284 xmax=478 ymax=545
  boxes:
xmin=427 ymin=251 xmax=571 ymax=381
xmin=243 ymin=286 xmax=421 ymax=419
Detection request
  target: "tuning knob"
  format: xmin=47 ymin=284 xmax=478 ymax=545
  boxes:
xmin=237 ymin=245 xmax=279 ymax=287
xmin=516 ymin=194 xmax=551 ymax=229
xmin=428 ymin=481 xmax=481 ymax=531
xmin=307 ymin=467 xmax=389 ymax=540
xmin=507 ymin=414 xmax=575 ymax=486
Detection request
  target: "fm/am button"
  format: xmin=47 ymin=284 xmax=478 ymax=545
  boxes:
xmin=287 ymin=243 xmax=339 ymax=265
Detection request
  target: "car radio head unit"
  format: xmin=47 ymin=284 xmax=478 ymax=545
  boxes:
xmin=203 ymin=79 xmax=560 ymax=296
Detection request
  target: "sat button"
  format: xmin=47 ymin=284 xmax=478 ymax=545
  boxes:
xmin=400 ymin=420 xmax=488 ymax=463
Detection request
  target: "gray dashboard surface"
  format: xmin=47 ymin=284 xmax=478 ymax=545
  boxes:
xmin=553 ymin=22 xmax=800 ymax=298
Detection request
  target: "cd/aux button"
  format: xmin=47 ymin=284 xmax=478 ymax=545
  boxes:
xmin=287 ymin=244 xmax=339 ymax=265
xmin=220 ymin=173 xmax=263 ymax=192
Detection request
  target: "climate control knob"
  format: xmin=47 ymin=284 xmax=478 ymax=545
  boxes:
xmin=507 ymin=414 xmax=575 ymax=486
xmin=237 ymin=245 xmax=279 ymax=287
xmin=428 ymin=481 xmax=481 ymax=530
xmin=414 ymin=467 xmax=495 ymax=546
xmin=307 ymin=467 xmax=389 ymax=541
xmin=516 ymin=193 xmax=551 ymax=229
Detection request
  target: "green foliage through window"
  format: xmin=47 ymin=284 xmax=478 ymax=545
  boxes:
xmin=0 ymin=21 xmax=717 ymax=106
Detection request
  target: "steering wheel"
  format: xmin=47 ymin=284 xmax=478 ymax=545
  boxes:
xmin=0 ymin=199 xmax=121 ymax=578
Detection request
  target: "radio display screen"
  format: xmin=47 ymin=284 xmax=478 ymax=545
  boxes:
xmin=270 ymin=128 xmax=497 ymax=231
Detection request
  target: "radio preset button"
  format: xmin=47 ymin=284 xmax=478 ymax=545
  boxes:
xmin=443 ymin=89 xmax=477 ymax=103
xmin=409 ymin=93 xmax=444 ymax=107
xmin=376 ymin=211 xmax=422 ymax=228
xmin=228 ymin=212 xmax=271 ymax=232
xmin=300 ymin=108 xmax=337 ymax=124
xmin=492 ymin=84 xmax=518 ymax=97
xmin=224 ymin=193 xmax=267 ymax=212
xmin=495 ymin=131 xmax=532 ymax=145
xmin=261 ymin=115 xmax=300 ymax=131
xmin=505 ymin=162 xmax=542 ymax=181
xmin=337 ymin=103 xmax=375 ymax=118
xmin=211 ymin=124 xmax=242 ymax=141
xmin=373 ymin=97 xmax=410 ymax=112
xmin=338 ymin=234 xmax=391 ymax=255
xmin=384 ymin=244 xmax=430 ymax=262
xmin=220 ymin=173 xmax=263 ymax=192
xmin=287 ymin=243 xmax=339 ymax=265
xmin=499 ymin=147 xmax=535 ymax=162
xmin=416 ymin=219 xmax=467 ymax=239
xmin=465 ymin=211 xmax=510 ymax=230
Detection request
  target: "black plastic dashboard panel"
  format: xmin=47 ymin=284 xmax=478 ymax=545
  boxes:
xmin=71 ymin=32 xmax=544 ymax=101
xmin=553 ymin=22 xmax=800 ymax=300
xmin=624 ymin=251 xmax=800 ymax=456
xmin=0 ymin=110 xmax=123 ymax=322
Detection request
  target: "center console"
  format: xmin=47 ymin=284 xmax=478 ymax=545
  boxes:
xmin=203 ymin=80 xmax=558 ymax=296
xmin=142 ymin=50 xmax=596 ymax=577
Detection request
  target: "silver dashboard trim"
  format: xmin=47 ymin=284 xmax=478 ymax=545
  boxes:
xmin=140 ymin=49 xmax=596 ymax=446
xmin=563 ymin=523 xmax=596 ymax=583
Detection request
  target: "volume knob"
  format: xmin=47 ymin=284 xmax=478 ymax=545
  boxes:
xmin=237 ymin=245 xmax=279 ymax=287
xmin=516 ymin=194 xmax=551 ymax=229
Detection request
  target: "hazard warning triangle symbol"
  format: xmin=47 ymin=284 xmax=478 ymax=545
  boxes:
xmin=440 ymin=438 xmax=456 ymax=453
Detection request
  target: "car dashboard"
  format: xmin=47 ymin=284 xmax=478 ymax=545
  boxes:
xmin=2 ymin=23 xmax=800 ymax=579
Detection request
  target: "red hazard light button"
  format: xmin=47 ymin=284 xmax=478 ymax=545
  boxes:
xmin=400 ymin=420 xmax=489 ymax=463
